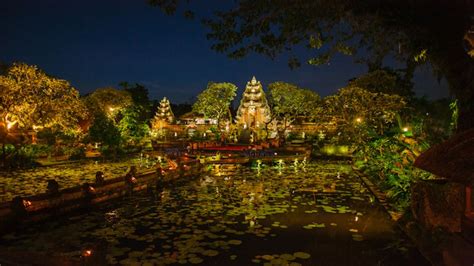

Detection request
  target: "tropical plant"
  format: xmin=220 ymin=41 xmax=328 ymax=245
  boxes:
xmin=354 ymin=134 xmax=432 ymax=210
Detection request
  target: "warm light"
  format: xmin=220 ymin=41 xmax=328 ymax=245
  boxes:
xmin=83 ymin=249 xmax=93 ymax=257
xmin=131 ymin=177 xmax=137 ymax=183
xmin=22 ymin=200 xmax=32 ymax=208
xmin=402 ymin=127 xmax=409 ymax=132
xmin=109 ymin=107 xmax=115 ymax=112
xmin=355 ymin=117 xmax=362 ymax=123
xmin=6 ymin=120 xmax=17 ymax=130
xmin=355 ymin=216 xmax=359 ymax=222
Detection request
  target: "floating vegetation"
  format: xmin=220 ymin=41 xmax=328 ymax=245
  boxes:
xmin=0 ymin=158 xmax=147 ymax=201
xmin=303 ymin=223 xmax=326 ymax=229
xmin=254 ymin=252 xmax=309 ymax=265
xmin=0 ymin=162 xmax=422 ymax=265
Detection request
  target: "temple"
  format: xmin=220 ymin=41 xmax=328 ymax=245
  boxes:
xmin=151 ymin=97 xmax=175 ymax=131
xmin=235 ymin=76 xmax=272 ymax=129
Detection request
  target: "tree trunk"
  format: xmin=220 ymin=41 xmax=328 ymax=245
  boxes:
xmin=436 ymin=37 xmax=474 ymax=133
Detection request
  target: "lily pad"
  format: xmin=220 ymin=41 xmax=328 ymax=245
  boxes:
xmin=228 ymin=239 xmax=242 ymax=245
xmin=293 ymin=252 xmax=311 ymax=259
xmin=188 ymin=257 xmax=204 ymax=264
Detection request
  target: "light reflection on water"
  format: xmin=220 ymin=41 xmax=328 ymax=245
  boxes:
xmin=0 ymin=161 xmax=428 ymax=265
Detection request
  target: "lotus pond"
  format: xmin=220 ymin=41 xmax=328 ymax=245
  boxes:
xmin=0 ymin=161 xmax=428 ymax=265
xmin=0 ymin=156 xmax=157 ymax=202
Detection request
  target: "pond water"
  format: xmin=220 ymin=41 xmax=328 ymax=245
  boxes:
xmin=0 ymin=156 xmax=157 ymax=202
xmin=0 ymin=161 xmax=428 ymax=265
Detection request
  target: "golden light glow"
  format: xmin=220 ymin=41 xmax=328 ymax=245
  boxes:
xmin=83 ymin=249 xmax=93 ymax=257
xmin=355 ymin=117 xmax=362 ymax=123
xmin=22 ymin=199 xmax=32 ymax=208
xmin=402 ymin=127 xmax=409 ymax=132
xmin=6 ymin=120 xmax=17 ymax=130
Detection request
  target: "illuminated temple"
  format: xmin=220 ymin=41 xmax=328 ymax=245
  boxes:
xmin=235 ymin=76 xmax=272 ymax=129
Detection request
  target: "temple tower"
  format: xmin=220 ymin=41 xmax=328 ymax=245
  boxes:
xmin=235 ymin=76 xmax=271 ymax=129
xmin=151 ymin=97 xmax=175 ymax=131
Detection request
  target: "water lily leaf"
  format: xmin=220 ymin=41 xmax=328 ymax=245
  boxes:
xmin=228 ymin=239 xmax=242 ymax=245
xmin=188 ymin=257 xmax=204 ymax=264
xmin=280 ymin=253 xmax=295 ymax=261
xmin=202 ymin=250 xmax=219 ymax=256
xmin=293 ymin=252 xmax=311 ymax=259
xmin=261 ymin=255 xmax=274 ymax=260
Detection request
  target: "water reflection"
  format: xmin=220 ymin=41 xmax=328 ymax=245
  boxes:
xmin=0 ymin=162 xmax=428 ymax=265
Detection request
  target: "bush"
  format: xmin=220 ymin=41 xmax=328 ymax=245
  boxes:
xmin=354 ymin=134 xmax=433 ymax=210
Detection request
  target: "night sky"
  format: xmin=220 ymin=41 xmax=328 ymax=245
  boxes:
xmin=2 ymin=0 xmax=450 ymax=103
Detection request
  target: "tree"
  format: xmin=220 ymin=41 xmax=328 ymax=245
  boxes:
xmin=348 ymin=69 xmax=414 ymax=98
xmin=120 ymin=82 xmax=152 ymax=122
xmin=0 ymin=62 xmax=86 ymax=132
xmin=267 ymin=82 xmax=321 ymax=135
xmin=118 ymin=83 xmax=152 ymax=144
xmin=88 ymin=113 xmax=122 ymax=159
xmin=117 ymin=107 xmax=150 ymax=144
xmin=192 ymin=82 xmax=237 ymax=127
xmin=83 ymin=87 xmax=133 ymax=119
xmin=150 ymin=0 xmax=473 ymax=132
xmin=324 ymin=86 xmax=406 ymax=143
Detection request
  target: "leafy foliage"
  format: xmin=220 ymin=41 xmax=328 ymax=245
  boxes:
xmin=87 ymin=113 xmax=122 ymax=158
xmin=0 ymin=62 xmax=86 ymax=132
xmin=268 ymin=82 xmax=322 ymax=127
xmin=193 ymin=82 xmax=237 ymax=126
xmin=83 ymin=87 xmax=133 ymax=118
xmin=348 ymin=69 xmax=413 ymax=98
xmin=118 ymin=107 xmax=150 ymax=144
xmin=354 ymin=135 xmax=432 ymax=210
xmin=323 ymin=86 xmax=405 ymax=144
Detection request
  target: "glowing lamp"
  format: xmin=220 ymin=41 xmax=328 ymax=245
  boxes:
xmin=355 ymin=117 xmax=362 ymax=123
xmin=82 ymin=249 xmax=93 ymax=257
xmin=23 ymin=200 xmax=32 ymax=208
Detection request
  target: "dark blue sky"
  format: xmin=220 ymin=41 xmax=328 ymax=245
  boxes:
xmin=2 ymin=0 xmax=450 ymax=103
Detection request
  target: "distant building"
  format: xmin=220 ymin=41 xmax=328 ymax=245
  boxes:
xmin=235 ymin=76 xmax=272 ymax=129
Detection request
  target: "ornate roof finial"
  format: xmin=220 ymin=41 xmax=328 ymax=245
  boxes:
xmin=251 ymin=76 xmax=257 ymax=85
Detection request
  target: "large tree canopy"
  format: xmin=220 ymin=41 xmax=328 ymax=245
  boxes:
xmin=192 ymin=82 xmax=237 ymax=126
xmin=267 ymin=82 xmax=321 ymax=128
xmin=324 ymin=86 xmax=406 ymax=140
xmin=83 ymin=87 xmax=133 ymax=118
xmin=0 ymin=62 xmax=86 ymax=132
xmin=151 ymin=0 xmax=473 ymax=131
